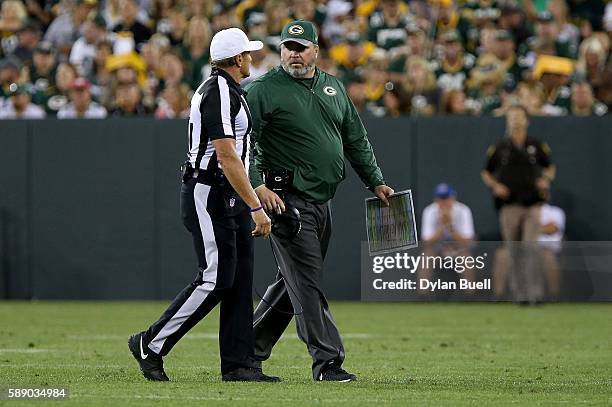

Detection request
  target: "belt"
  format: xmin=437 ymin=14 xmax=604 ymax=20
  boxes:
xmin=182 ymin=164 xmax=227 ymax=188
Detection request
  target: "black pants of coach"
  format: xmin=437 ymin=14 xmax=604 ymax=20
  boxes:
xmin=253 ymin=192 xmax=345 ymax=380
xmin=142 ymin=179 xmax=257 ymax=375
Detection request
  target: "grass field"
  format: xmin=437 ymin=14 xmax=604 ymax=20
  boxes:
xmin=0 ymin=301 xmax=610 ymax=406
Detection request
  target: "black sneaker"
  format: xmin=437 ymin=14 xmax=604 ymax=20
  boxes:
xmin=128 ymin=332 xmax=170 ymax=381
xmin=221 ymin=367 xmax=281 ymax=382
xmin=317 ymin=365 xmax=357 ymax=382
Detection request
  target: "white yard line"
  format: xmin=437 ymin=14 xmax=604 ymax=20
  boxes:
xmin=67 ymin=333 xmax=373 ymax=340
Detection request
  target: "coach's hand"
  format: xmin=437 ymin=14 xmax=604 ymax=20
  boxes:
xmin=373 ymin=185 xmax=395 ymax=206
xmin=254 ymin=185 xmax=285 ymax=214
xmin=251 ymin=209 xmax=272 ymax=238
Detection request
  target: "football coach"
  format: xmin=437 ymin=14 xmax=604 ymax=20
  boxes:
xmin=129 ymin=28 xmax=279 ymax=383
xmin=246 ymin=20 xmax=394 ymax=382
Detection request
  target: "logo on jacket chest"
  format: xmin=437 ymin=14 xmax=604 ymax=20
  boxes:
xmin=323 ymin=86 xmax=337 ymax=96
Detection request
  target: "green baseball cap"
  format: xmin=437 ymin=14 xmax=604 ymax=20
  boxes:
xmin=280 ymin=20 xmax=318 ymax=47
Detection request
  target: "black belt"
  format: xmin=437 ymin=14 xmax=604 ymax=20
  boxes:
xmin=182 ymin=163 xmax=228 ymax=188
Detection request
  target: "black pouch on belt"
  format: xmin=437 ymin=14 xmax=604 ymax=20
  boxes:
xmin=263 ymin=169 xmax=293 ymax=198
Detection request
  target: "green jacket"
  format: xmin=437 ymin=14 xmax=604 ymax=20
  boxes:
xmin=245 ymin=66 xmax=385 ymax=203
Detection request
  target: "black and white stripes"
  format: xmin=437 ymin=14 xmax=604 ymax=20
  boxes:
xmin=187 ymin=68 xmax=252 ymax=173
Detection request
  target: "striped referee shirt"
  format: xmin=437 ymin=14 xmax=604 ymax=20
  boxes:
xmin=187 ymin=68 xmax=252 ymax=172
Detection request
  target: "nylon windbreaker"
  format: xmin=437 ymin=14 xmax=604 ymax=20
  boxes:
xmin=246 ymin=66 xmax=385 ymax=203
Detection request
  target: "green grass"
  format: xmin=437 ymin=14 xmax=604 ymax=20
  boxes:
xmin=0 ymin=302 xmax=610 ymax=406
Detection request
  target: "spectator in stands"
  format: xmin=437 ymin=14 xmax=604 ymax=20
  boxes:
xmin=441 ymin=89 xmax=473 ymax=114
xmin=89 ymin=41 xmax=113 ymax=107
xmin=110 ymin=82 xmax=149 ymax=116
xmin=291 ymin=0 xmax=326 ymax=29
xmin=46 ymin=62 xmax=79 ymax=115
xmin=0 ymin=83 xmax=46 ymax=119
xmin=351 ymin=59 xmax=389 ymax=117
xmin=58 ymin=77 xmax=107 ymax=118
xmin=159 ymin=50 xmax=186 ymax=89
xmin=263 ymin=0 xmax=290 ymax=49
xmin=330 ymin=32 xmax=376 ymax=85
xmin=0 ymin=0 xmax=27 ymax=38
xmin=432 ymin=0 xmax=473 ymax=45
xmin=70 ymin=15 xmax=109 ymax=78
xmin=548 ymin=0 xmax=580 ymax=47
xmin=166 ymin=9 xmax=187 ymax=46
xmin=44 ymin=0 xmax=97 ymax=56
xmin=241 ymin=36 xmax=278 ymax=86
xmin=210 ymin=2 xmax=238 ymax=32
xmin=386 ymin=57 xmax=440 ymax=116
xmin=498 ymin=2 xmax=531 ymax=47
xmin=235 ymin=0 xmax=266 ymax=26
xmin=388 ymin=24 xmax=428 ymax=82
xmin=154 ymin=82 xmax=189 ymax=118
xmin=419 ymin=183 xmax=476 ymax=295
xmin=492 ymin=30 xmax=524 ymax=83
xmin=112 ymin=0 xmax=152 ymax=48
xmin=491 ymin=76 xmax=521 ymax=116
xmin=25 ymin=41 xmax=57 ymax=109
xmin=531 ymin=55 xmax=574 ymax=115
xmin=467 ymin=56 xmax=505 ymax=114
xmin=576 ymin=37 xmax=609 ymax=103
xmin=482 ymin=104 xmax=555 ymax=303
xmin=569 ymin=80 xmax=608 ymax=116
xmin=514 ymin=82 xmax=544 ymax=115
xmin=0 ymin=57 xmax=22 ymax=100
xmin=520 ymin=11 xmax=577 ymax=60
xmin=180 ymin=17 xmax=211 ymax=89
xmin=185 ymin=0 xmax=213 ymax=20
xmin=432 ymin=30 xmax=476 ymax=92
xmin=10 ymin=20 xmax=42 ymax=65
xmin=367 ymin=0 xmax=410 ymax=54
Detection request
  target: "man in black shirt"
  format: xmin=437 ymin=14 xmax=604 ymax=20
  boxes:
xmin=482 ymin=104 xmax=556 ymax=303
xmin=112 ymin=0 xmax=152 ymax=47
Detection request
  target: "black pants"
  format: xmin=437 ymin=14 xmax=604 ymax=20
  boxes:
xmin=142 ymin=179 xmax=256 ymax=375
xmin=253 ymin=192 xmax=345 ymax=380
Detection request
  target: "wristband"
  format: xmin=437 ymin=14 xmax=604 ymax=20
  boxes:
xmin=250 ymin=206 xmax=264 ymax=213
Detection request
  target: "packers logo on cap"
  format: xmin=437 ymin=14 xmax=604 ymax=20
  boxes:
xmin=288 ymin=25 xmax=304 ymax=35
xmin=323 ymin=86 xmax=337 ymax=96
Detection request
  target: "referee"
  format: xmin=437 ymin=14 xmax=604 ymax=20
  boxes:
xmin=246 ymin=20 xmax=394 ymax=382
xmin=128 ymin=28 xmax=279 ymax=383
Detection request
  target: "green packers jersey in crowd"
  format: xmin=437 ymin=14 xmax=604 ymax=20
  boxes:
xmin=245 ymin=66 xmax=384 ymax=204
xmin=518 ymin=37 xmax=578 ymax=60
xmin=367 ymin=12 xmax=411 ymax=50
xmin=431 ymin=53 xmax=476 ymax=91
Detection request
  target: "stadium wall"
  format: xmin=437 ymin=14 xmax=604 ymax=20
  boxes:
xmin=1 ymin=116 xmax=611 ymax=300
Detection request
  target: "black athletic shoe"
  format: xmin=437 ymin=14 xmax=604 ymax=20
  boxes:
xmin=316 ymin=365 xmax=357 ymax=382
xmin=221 ymin=367 xmax=281 ymax=382
xmin=128 ymin=332 xmax=170 ymax=381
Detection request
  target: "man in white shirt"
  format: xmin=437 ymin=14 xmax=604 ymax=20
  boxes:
xmin=538 ymin=202 xmax=565 ymax=298
xmin=69 ymin=15 xmax=109 ymax=78
xmin=0 ymin=83 xmax=46 ymax=119
xmin=57 ymin=78 xmax=107 ymax=119
xmin=419 ymin=183 xmax=476 ymax=293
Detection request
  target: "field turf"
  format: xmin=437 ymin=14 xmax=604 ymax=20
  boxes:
xmin=0 ymin=301 xmax=610 ymax=406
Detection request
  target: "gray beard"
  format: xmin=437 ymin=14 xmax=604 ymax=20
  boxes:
xmin=281 ymin=61 xmax=316 ymax=78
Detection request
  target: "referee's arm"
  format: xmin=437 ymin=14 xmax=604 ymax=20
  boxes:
xmin=214 ymin=139 xmax=271 ymax=237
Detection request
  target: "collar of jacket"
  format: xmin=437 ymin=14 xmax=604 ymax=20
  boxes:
xmin=212 ymin=68 xmax=245 ymax=94
xmin=279 ymin=65 xmax=321 ymax=90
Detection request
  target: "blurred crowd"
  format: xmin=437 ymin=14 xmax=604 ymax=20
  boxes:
xmin=0 ymin=0 xmax=610 ymax=119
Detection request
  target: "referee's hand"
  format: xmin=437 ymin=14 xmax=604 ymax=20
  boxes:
xmin=251 ymin=209 xmax=272 ymax=238
xmin=254 ymin=185 xmax=286 ymax=214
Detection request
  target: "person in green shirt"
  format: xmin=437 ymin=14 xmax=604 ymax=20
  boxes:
xmin=245 ymin=20 xmax=394 ymax=382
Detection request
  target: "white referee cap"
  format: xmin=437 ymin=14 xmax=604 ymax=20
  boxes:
xmin=210 ymin=28 xmax=263 ymax=62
